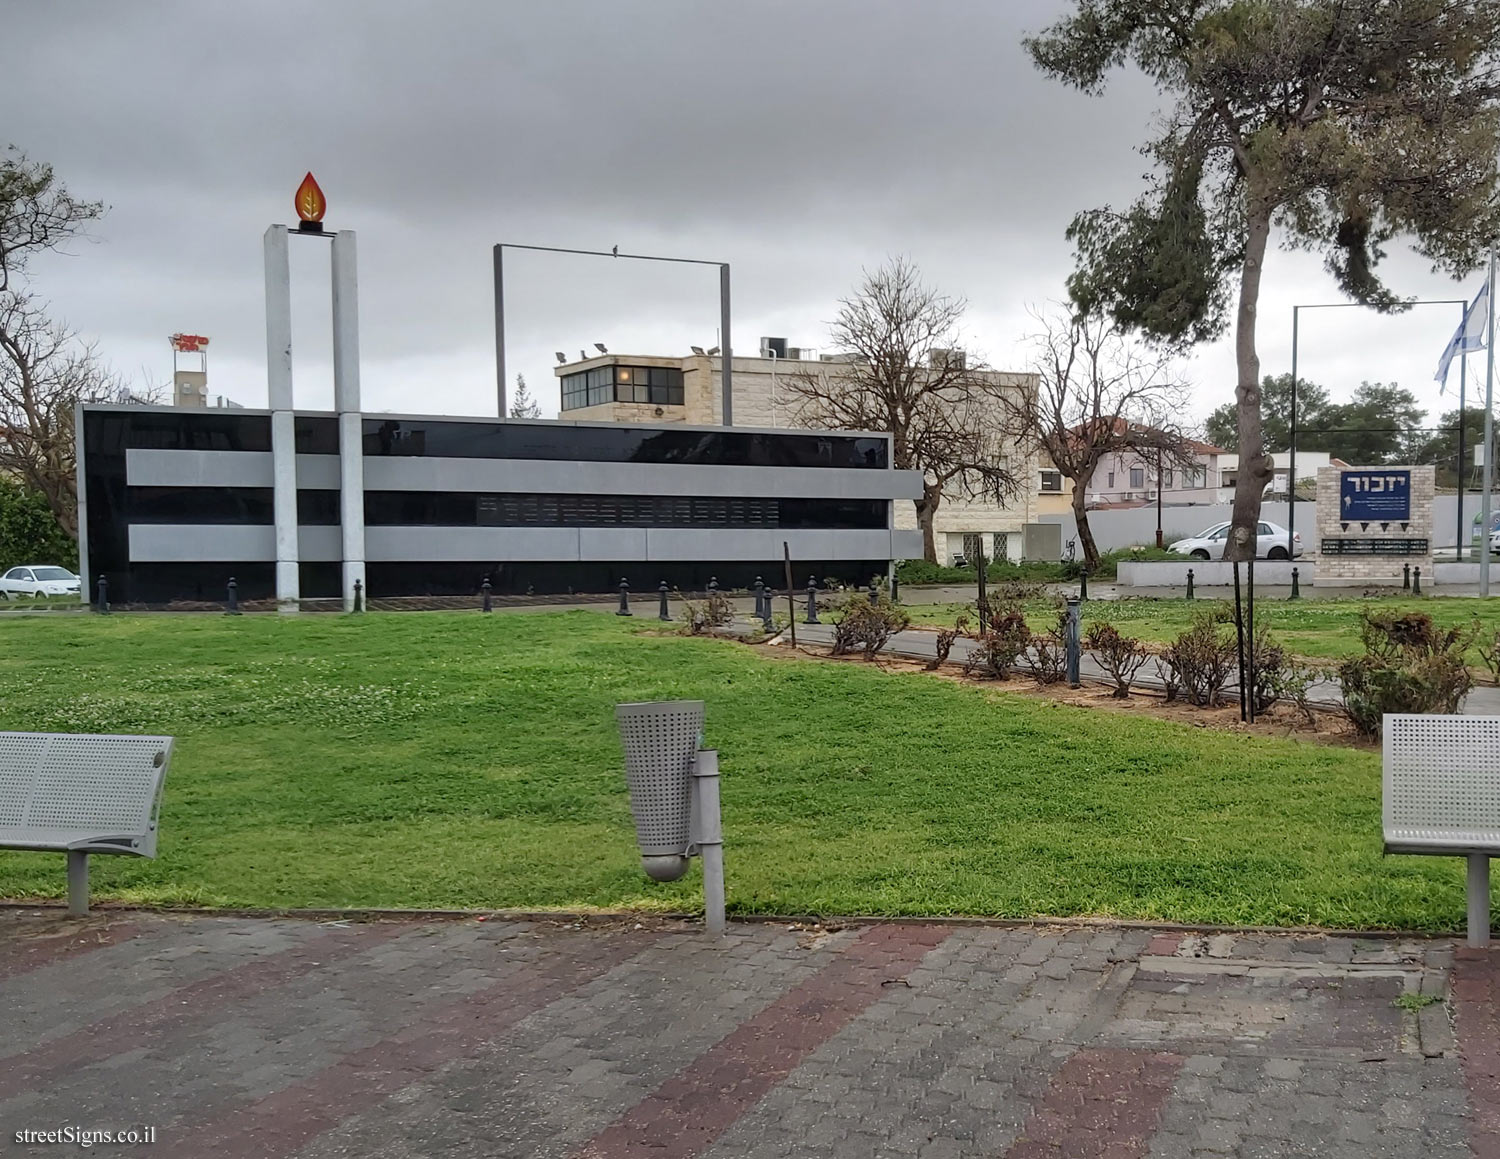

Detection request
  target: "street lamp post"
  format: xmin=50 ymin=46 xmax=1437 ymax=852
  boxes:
xmin=492 ymin=243 xmax=732 ymax=424
xmin=1289 ymin=298 xmax=1468 ymax=559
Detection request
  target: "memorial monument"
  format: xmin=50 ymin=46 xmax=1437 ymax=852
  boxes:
xmin=1315 ymin=464 xmax=1434 ymax=586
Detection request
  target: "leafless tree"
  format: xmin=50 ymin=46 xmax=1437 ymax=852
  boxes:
xmin=779 ymin=258 xmax=1022 ymax=562
xmin=0 ymin=301 xmax=124 ymax=536
xmin=0 ymin=149 xmax=114 ymax=537
xmin=1014 ymin=308 xmax=1192 ymax=570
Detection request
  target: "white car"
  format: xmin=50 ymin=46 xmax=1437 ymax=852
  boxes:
xmin=1169 ymin=520 xmax=1303 ymax=561
xmin=0 ymin=565 xmax=82 ymax=599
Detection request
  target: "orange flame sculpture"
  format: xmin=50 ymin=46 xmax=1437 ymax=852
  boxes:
xmin=294 ymin=173 xmax=326 ymax=229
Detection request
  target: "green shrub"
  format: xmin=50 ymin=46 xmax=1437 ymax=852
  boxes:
xmin=1338 ymin=610 xmax=1474 ymax=739
xmin=1060 ymin=545 xmax=1190 ymax=581
xmin=927 ymin=612 xmax=971 ymax=670
xmin=1159 ymin=607 xmax=1237 ymax=708
xmin=0 ymin=481 xmax=75 ymax=573
xmin=1084 ymin=620 xmax=1149 ymax=698
xmin=677 ymin=588 xmax=734 ymax=635
xmin=831 ymin=591 xmax=910 ymax=659
xmin=895 ymin=544 xmax=1188 ymax=587
xmin=962 ymin=603 xmax=1032 ymax=680
xmin=896 ymin=557 xmax=1070 ymax=586
xmin=1031 ymin=605 xmax=1069 ymax=685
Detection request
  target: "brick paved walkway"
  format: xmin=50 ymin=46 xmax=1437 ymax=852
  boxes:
xmin=2 ymin=910 xmax=1496 ymax=1157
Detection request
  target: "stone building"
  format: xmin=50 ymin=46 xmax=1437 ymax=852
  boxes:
xmin=555 ymin=345 xmax=1041 ymax=563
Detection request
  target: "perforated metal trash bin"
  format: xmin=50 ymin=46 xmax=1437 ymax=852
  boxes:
xmin=615 ymin=700 xmax=704 ymax=881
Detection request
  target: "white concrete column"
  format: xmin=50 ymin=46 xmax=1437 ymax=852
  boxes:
xmin=264 ymin=226 xmax=299 ymax=611
xmin=332 ymin=230 xmax=366 ymax=610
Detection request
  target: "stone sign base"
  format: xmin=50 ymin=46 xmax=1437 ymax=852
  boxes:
xmin=1316 ymin=464 xmax=1433 ymax=585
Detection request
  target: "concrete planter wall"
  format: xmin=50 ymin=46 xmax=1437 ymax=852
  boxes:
xmin=1115 ymin=561 xmax=1310 ymax=588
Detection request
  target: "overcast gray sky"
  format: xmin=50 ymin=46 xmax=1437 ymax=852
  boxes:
xmin=3 ymin=0 xmax=1489 ymax=433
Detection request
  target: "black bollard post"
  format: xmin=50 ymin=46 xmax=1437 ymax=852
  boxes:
xmin=1403 ymin=562 xmax=1411 ymax=591
xmin=891 ymin=574 xmax=900 ymax=604
xmin=1065 ymin=597 xmax=1081 ymax=687
xmin=658 ymin=581 xmax=671 ymax=622
xmin=95 ymin=575 xmax=109 ymax=615
xmin=868 ymin=577 xmax=879 ymax=604
xmin=761 ymin=583 xmax=774 ymax=632
xmin=617 ymin=578 xmax=632 ymax=616
xmin=1413 ymin=566 xmax=1422 ymax=596
xmin=353 ymin=578 xmax=364 ymax=613
xmin=1290 ymin=567 xmax=1300 ymax=600
xmin=708 ymin=576 xmax=718 ymax=597
xmin=754 ymin=577 xmax=765 ymax=619
xmin=1186 ymin=568 xmax=1195 ymax=601
xmin=225 ymin=577 xmax=242 ymax=616
xmin=1079 ymin=568 xmax=1089 ymax=601
xmin=805 ymin=577 xmax=820 ymax=624
xmin=481 ymin=577 xmax=492 ymax=613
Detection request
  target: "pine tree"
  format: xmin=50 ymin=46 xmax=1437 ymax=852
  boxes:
xmin=509 ymin=373 xmax=542 ymax=419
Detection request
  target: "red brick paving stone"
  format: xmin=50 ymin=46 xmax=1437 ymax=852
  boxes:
xmin=0 ymin=915 xmax=147 ymax=982
xmin=1004 ymin=1048 xmax=1183 ymax=1159
xmin=1144 ymin=935 xmax=1182 ymax=957
xmin=574 ymin=923 xmax=951 ymax=1159
xmin=157 ymin=928 xmax=659 ymax=1159
xmin=1452 ymin=946 xmax=1500 ymax=1158
xmin=0 ymin=920 xmax=409 ymax=1101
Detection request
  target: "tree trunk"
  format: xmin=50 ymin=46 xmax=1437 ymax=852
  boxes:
xmin=1225 ymin=201 xmax=1275 ymax=563
xmin=915 ymin=482 xmax=943 ymax=563
xmin=1071 ymin=483 xmax=1101 ymax=570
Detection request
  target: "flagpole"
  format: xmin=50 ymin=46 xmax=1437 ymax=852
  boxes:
xmin=1482 ymin=247 xmax=1497 ymax=597
xmin=1458 ymin=348 xmax=1467 ymax=562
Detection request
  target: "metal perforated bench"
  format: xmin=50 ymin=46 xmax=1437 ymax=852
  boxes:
xmin=1384 ymin=714 xmax=1500 ymax=946
xmin=0 ymin=733 xmax=174 ymax=914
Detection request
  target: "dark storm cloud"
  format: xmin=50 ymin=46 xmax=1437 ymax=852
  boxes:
xmin=0 ymin=1 xmax=1479 ymax=421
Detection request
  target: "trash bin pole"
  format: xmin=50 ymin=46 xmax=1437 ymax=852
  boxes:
xmin=692 ymin=749 xmax=725 ymax=936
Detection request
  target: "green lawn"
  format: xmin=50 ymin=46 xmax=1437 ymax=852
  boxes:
xmin=0 ymin=610 xmax=1474 ymax=930
xmin=902 ymin=594 xmax=1500 ymax=665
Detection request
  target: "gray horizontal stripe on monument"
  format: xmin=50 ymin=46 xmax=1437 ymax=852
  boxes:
xmin=125 ymin=525 xmax=902 ymax=564
xmin=124 ymin=448 xmax=922 ymax=501
xmin=125 ymin=450 xmax=341 ymax=490
xmin=127 ymin=525 xmax=342 ymax=563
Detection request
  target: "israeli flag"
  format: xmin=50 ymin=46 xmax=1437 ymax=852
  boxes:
xmin=1436 ymin=281 xmax=1489 ymax=393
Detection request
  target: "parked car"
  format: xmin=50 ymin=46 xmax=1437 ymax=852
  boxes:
xmin=1169 ymin=520 xmax=1303 ymax=561
xmin=0 ymin=565 xmax=82 ymax=599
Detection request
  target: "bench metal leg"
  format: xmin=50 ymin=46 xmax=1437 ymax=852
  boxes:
xmin=1469 ymin=853 xmax=1490 ymax=948
xmin=67 ymin=851 xmax=88 ymax=916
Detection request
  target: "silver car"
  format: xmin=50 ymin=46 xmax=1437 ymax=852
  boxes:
xmin=0 ymin=565 xmax=82 ymax=599
xmin=1169 ymin=520 xmax=1303 ymax=561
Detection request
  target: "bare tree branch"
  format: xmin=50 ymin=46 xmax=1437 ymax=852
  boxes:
xmin=778 ymin=258 xmax=1025 ymax=562
xmin=0 ymin=294 xmax=124 ymax=536
xmin=0 ymin=151 xmax=113 ymax=538
xmin=1008 ymin=305 xmax=1194 ymax=569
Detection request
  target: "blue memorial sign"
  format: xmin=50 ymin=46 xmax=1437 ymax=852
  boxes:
xmin=1340 ymin=470 xmax=1411 ymax=523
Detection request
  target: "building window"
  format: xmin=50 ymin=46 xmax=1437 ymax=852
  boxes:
xmin=1162 ymin=468 xmax=1173 ymax=489
xmin=1129 ymin=467 xmax=1145 ymax=488
xmin=1107 ymin=472 xmax=1115 ymax=488
xmin=561 ymin=365 xmax=685 ymax=411
xmin=363 ymin=492 xmax=890 ymax=530
xmin=961 ymin=533 xmax=983 ymax=564
xmin=1221 ymin=470 xmax=1237 ymax=488
xmin=1039 ymin=469 xmax=1062 ymax=492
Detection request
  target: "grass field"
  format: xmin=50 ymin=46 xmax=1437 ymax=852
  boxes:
xmin=0 ymin=610 xmax=1475 ymax=930
xmin=902 ymin=594 xmax=1500 ymax=665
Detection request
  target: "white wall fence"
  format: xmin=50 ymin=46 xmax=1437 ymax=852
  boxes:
xmin=1040 ymin=494 xmax=1500 ymax=556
